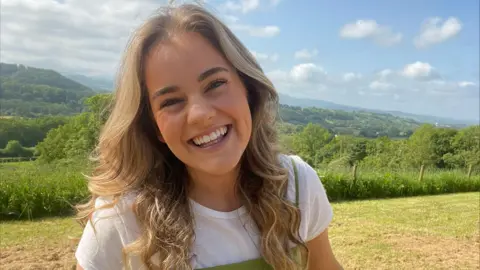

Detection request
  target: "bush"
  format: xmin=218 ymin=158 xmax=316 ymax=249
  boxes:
xmin=0 ymin=160 xmax=90 ymax=220
xmin=319 ymin=168 xmax=480 ymax=201
xmin=0 ymin=140 xmax=34 ymax=158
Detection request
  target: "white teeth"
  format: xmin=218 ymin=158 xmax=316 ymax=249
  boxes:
xmin=192 ymin=126 xmax=229 ymax=146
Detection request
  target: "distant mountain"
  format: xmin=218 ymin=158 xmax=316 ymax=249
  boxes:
xmin=278 ymin=93 xmax=356 ymax=112
xmin=278 ymin=93 xmax=474 ymax=127
xmin=63 ymin=73 xmax=114 ymax=92
xmin=0 ymin=63 xmax=95 ymax=117
xmin=1 ymin=63 xmax=91 ymax=92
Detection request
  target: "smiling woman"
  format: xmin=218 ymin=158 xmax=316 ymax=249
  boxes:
xmin=74 ymin=3 xmax=342 ymax=270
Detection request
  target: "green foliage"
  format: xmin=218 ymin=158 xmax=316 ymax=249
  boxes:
xmin=0 ymin=140 xmax=34 ymax=158
xmin=292 ymin=123 xmax=333 ymax=166
xmin=0 ymin=63 xmax=95 ymax=117
xmin=0 ymin=116 xmax=67 ymax=148
xmin=319 ymin=168 xmax=480 ymax=201
xmin=36 ymin=95 xmax=111 ymax=162
xmin=279 ymin=104 xmax=419 ymax=138
xmin=283 ymin=122 xmax=480 ymax=172
xmin=449 ymin=125 xmax=480 ymax=168
xmin=0 ymin=161 xmax=89 ymax=219
xmin=404 ymin=124 xmax=440 ymax=167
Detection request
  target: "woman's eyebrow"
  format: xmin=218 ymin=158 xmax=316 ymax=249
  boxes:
xmin=197 ymin=66 xmax=229 ymax=82
xmin=152 ymin=85 xmax=179 ymax=100
xmin=152 ymin=66 xmax=229 ymax=99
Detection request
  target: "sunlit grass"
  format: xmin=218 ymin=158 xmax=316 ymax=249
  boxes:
xmin=1 ymin=193 xmax=478 ymax=269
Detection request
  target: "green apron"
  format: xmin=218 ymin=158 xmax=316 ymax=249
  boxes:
xmin=198 ymin=158 xmax=301 ymax=270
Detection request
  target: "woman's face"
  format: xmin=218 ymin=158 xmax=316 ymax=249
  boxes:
xmin=144 ymin=32 xmax=252 ymax=177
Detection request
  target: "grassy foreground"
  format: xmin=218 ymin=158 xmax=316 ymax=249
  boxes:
xmin=2 ymin=161 xmax=479 ymax=220
xmin=0 ymin=192 xmax=478 ymax=270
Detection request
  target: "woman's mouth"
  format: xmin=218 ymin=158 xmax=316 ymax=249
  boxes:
xmin=189 ymin=125 xmax=232 ymax=148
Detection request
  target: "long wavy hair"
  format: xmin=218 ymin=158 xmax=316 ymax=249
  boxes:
xmin=76 ymin=3 xmax=308 ymax=269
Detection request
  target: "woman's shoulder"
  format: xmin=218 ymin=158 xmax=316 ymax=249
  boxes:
xmin=278 ymin=153 xmax=333 ymax=242
xmin=91 ymin=192 xmax=137 ymax=221
xmin=278 ymin=154 xmax=323 ymax=197
xmin=85 ymin=192 xmax=140 ymax=240
xmin=75 ymin=193 xmax=141 ymax=269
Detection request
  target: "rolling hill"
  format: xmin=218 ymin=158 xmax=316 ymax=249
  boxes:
xmin=278 ymin=93 xmax=474 ymax=127
xmin=0 ymin=63 xmax=96 ymax=117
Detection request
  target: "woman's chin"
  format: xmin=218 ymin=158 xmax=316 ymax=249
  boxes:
xmin=191 ymin=157 xmax=241 ymax=176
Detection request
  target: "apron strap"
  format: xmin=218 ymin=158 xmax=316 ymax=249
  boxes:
xmin=290 ymin=157 xmax=299 ymax=208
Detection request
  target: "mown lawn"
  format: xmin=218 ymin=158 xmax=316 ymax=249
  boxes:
xmin=0 ymin=192 xmax=478 ymax=270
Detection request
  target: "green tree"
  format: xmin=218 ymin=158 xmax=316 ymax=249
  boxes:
xmin=0 ymin=140 xmax=33 ymax=157
xmin=449 ymin=125 xmax=480 ymax=167
xmin=292 ymin=123 xmax=332 ymax=166
xmin=36 ymin=94 xmax=111 ymax=162
xmin=405 ymin=124 xmax=438 ymax=168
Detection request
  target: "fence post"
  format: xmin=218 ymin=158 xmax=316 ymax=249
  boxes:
xmin=418 ymin=164 xmax=425 ymax=181
xmin=467 ymin=164 xmax=473 ymax=179
xmin=352 ymin=164 xmax=358 ymax=182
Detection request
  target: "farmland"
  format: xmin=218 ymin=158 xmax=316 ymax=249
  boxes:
xmin=1 ymin=192 xmax=478 ymax=269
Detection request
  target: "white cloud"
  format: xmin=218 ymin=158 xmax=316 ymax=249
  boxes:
xmin=267 ymin=62 xmax=478 ymax=120
xmin=290 ymin=63 xmax=327 ymax=82
xmin=339 ymin=19 xmax=402 ymax=46
xmin=414 ymin=17 xmax=462 ymax=48
xmin=223 ymin=0 xmax=260 ymax=13
xmin=378 ymin=69 xmax=393 ymax=78
xmin=401 ymin=61 xmax=440 ymax=81
xmin=343 ymin=72 xmax=362 ymax=81
xmin=250 ymin=51 xmax=279 ymax=62
xmin=0 ymin=0 xmax=281 ymax=78
xmin=458 ymin=81 xmax=476 ymax=87
xmin=294 ymin=49 xmax=318 ymax=60
xmin=369 ymin=80 xmax=393 ymax=90
xmin=230 ymin=24 xmax=280 ymax=37
xmin=0 ymin=0 xmax=170 ymax=77
xmin=266 ymin=70 xmax=288 ymax=81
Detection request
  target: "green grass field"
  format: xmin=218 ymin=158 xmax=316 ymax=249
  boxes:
xmin=1 ymin=193 xmax=478 ymax=269
xmin=2 ymin=161 xmax=479 ymax=220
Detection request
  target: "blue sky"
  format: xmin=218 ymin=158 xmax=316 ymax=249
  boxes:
xmin=1 ymin=0 xmax=479 ymax=120
xmin=236 ymin=0 xmax=479 ymax=78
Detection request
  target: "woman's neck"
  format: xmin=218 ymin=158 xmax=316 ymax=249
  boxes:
xmin=187 ymin=165 xmax=243 ymax=212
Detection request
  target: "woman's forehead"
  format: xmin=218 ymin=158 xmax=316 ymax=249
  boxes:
xmin=144 ymin=32 xmax=231 ymax=88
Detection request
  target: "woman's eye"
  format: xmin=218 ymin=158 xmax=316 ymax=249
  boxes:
xmin=160 ymin=98 xmax=183 ymax=109
xmin=206 ymin=79 xmax=227 ymax=91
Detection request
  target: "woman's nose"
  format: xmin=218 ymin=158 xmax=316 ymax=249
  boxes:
xmin=186 ymin=99 xmax=216 ymax=126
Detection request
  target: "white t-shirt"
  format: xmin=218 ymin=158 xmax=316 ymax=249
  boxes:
xmin=75 ymin=155 xmax=333 ymax=269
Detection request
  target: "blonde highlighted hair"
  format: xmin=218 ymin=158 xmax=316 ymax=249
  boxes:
xmin=76 ymin=3 xmax=308 ymax=269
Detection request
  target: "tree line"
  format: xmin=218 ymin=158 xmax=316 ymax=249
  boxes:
xmin=284 ymin=122 xmax=479 ymax=170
